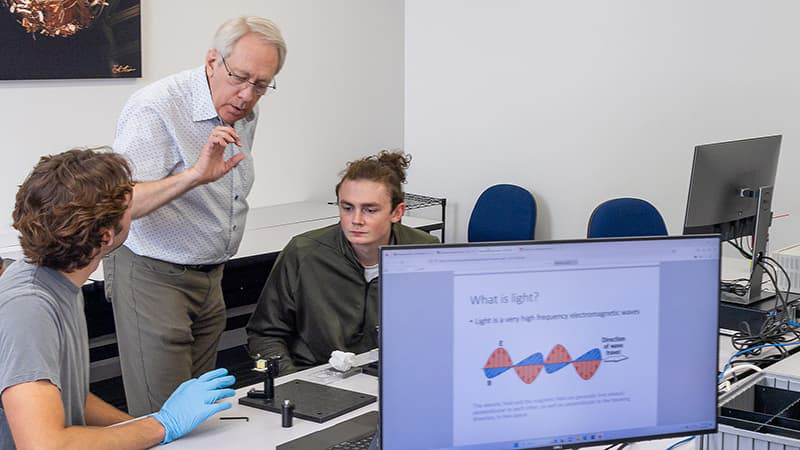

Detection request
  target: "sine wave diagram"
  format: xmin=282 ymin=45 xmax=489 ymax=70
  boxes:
xmin=483 ymin=345 xmax=602 ymax=383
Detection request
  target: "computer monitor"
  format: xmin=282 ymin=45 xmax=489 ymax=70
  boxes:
xmin=380 ymin=236 xmax=720 ymax=450
xmin=683 ymin=135 xmax=781 ymax=305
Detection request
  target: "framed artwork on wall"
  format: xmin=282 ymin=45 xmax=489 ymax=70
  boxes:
xmin=0 ymin=0 xmax=141 ymax=80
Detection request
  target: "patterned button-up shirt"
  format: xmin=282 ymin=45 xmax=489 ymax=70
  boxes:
xmin=113 ymin=66 xmax=258 ymax=264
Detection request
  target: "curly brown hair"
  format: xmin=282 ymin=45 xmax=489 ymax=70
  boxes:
xmin=335 ymin=150 xmax=411 ymax=209
xmin=13 ymin=148 xmax=133 ymax=272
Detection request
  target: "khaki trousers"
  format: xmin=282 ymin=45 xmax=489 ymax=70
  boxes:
xmin=104 ymin=245 xmax=226 ymax=416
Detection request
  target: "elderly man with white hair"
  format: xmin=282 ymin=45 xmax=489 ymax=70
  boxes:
xmin=105 ymin=16 xmax=287 ymax=416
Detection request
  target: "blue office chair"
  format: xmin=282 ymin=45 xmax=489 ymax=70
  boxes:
xmin=468 ymin=184 xmax=537 ymax=242
xmin=587 ymin=197 xmax=668 ymax=238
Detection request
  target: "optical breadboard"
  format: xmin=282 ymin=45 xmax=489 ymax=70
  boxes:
xmin=238 ymin=379 xmax=376 ymax=423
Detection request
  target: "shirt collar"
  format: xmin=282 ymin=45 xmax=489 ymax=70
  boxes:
xmin=190 ymin=66 xmax=222 ymax=123
xmin=336 ymin=223 xmax=398 ymax=269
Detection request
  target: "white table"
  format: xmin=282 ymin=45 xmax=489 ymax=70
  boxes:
xmin=3 ymin=226 xmax=777 ymax=448
xmin=168 ymin=367 xmax=379 ymax=449
xmin=168 ymin=358 xmax=713 ymax=450
xmin=166 ymin=256 xmax=779 ymax=450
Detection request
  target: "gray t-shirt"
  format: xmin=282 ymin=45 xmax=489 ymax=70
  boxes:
xmin=0 ymin=260 xmax=89 ymax=449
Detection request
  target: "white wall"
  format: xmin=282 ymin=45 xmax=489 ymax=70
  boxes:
xmin=405 ymin=1 xmax=800 ymax=251
xmin=6 ymin=2 xmax=800 ymax=253
xmin=0 ymin=0 xmax=403 ymax=230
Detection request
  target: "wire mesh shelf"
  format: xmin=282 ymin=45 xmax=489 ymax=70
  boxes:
xmin=404 ymin=192 xmax=445 ymax=210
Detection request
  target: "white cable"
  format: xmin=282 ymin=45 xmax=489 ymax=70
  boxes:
xmin=718 ymin=364 xmax=763 ymax=393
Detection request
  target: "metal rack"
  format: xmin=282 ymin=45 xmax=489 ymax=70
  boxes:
xmin=404 ymin=192 xmax=447 ymax=242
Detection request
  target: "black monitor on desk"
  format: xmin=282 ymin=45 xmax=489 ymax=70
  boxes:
xmin=683 ymin=135 xmax=781 ymax=305
xmin=380 ymin=236 xmax=719 ymax=450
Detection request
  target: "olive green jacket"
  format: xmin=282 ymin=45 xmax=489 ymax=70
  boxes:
xmin=246 ymin=222 xmax=438 ymax=374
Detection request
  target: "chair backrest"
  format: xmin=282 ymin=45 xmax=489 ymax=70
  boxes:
xmin=468 ymin=184 xmax=537 ymax=242
xmin=587 ymin=197 xmax=668 ymax=238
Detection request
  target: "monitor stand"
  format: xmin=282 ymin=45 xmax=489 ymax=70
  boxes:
xmin=724 ymin=186 xmax=772 ymax=306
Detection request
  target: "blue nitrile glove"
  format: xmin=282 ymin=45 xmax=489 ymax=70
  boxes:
xmin=151 ymin=368 xmax=236 ymax=444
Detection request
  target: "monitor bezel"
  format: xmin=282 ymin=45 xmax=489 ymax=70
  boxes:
xmin=379 ymin=234 xmax=721 ymax=450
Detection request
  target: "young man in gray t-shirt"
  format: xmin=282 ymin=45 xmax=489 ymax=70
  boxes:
xmin=0 ymin=149 xmax=237 ymax=449
xmin=0 ymin=260 xmax=90 ymax=449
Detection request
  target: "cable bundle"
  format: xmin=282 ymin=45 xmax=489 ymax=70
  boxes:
xmin=727 ymin=239 xmax=799 ymax=372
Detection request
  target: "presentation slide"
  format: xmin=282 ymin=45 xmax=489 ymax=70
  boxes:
xmin=451 ymin=266 xmax=660 ymax=446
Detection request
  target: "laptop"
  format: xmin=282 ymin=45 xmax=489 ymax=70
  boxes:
xmin=281 ymin=236 xmax=720 ymax=450
xmin=277 ymin=410 xmax=379 ymax=450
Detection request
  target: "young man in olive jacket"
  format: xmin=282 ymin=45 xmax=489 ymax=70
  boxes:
xmin=246 ymin=151 xmax=438 ymax=373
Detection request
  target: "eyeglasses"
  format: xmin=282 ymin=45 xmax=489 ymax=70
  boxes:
xmin=221 ymin=56 xmax=276 ymax=95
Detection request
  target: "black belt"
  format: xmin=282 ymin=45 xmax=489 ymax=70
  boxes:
xmin=183 ymin=263 xmax=222 ymax=273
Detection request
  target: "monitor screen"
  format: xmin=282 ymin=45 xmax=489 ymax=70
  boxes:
xmin=380 ymin=236 xmax=720 ymax=450
xmin=684 ymin=135 xmax=781 ymax=239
